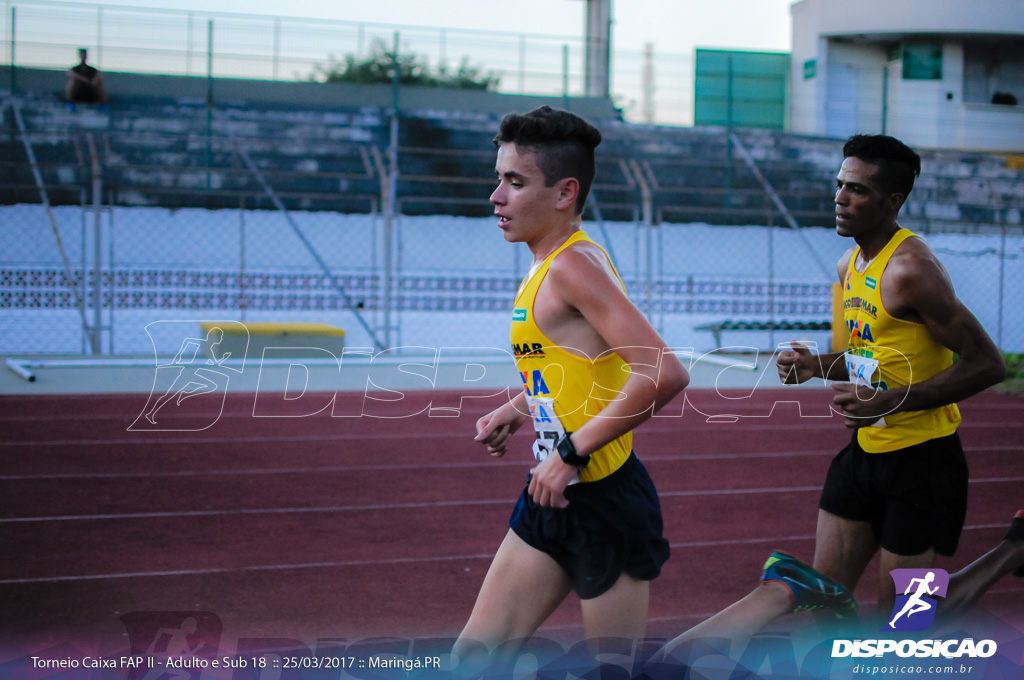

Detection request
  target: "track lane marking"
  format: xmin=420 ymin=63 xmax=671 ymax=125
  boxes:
xmin=2 ymin=524 xmax=1015 ymax=586
xmin=3 ymin=444 xmax=1019 ymax=480
xmin=3 ymin=477 xmax=1020 ymax=523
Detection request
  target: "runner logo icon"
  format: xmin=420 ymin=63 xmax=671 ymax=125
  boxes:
xmin=883 ymin=568 xmax=949 ymax=632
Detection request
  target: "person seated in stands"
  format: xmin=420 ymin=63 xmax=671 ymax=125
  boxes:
xmin=65 ymin=48 xmax=108 ymax=109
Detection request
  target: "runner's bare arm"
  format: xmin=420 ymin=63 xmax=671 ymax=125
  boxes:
xmin=523 ymin=246 xmax=688 ymax=508
xmin=475 ymin=390 xmax=529 ymax=457
xmin=543 ymin=245 xmax=689 ymax=458
xmin=777 ymin=342 xmax=850 ymax=384
xmin=778 ymin=249 xmax=854 ymax=384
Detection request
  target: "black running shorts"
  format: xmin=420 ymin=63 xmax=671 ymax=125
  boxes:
xmin=509 ymin=452 xmax=670 ymax=599
xmin=819 ymin=432 xmax=969 ymax=557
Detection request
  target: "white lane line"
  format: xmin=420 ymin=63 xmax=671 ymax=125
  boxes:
xmin=6 ymin=445 xmax=1020 ymax=481
xmin=0 ymin=426 xmax=837 ymax=449
xmin=3 ymin=477 xmax=1020 ymax=524
xmin=3 ymin=398 xmax=1018 ymax=423
xmin=3 ymin=419 xmax=1019 ymax=449
xmin=2 ymin=524 xmax=1014 ymax=586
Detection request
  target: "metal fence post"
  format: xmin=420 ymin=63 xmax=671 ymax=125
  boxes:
xmin=998 ymin=223 xmax=1006 ymax=348
xmin=9 ymin=6 xmax=15 ymax=94
xmin=88 ymin=134 xmax=103 ymax=355
xmin=881 ymin=65 xmax=889 ymax=135
xmin=628 ymin=159 xmax=654 ymax=323
xmin=642 ymin=42 xmax=654 ymax=124
xmin=518 ymin=35 xmax=526 ymax=93
xmin=767 ymin=219 xmax=775 ymax=349
xmin=239 ymin=196 xmax=248 ymax=322
xmin=186 ymin=12 xmax=192 ymax=75
xmin=206 ymin=17 xmax=214 ymax=99
xmin=382 ymin=30 xmax=401 ymax=350
xmin=562 ymin=44 xmax=570 ymax=107
xmin=108 ymin=204 xmax=116 ymax=354
xmin=206 ymin=18 xmax=213 ymax=194
xmin=725 ymin=54 xmax=734 ymax=211
xmin=272 ymin=17 xmax=280 ymax=80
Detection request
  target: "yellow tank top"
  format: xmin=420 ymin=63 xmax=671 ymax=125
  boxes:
xmin=511 ymin=230 xmax=632 ymax=482
xmin=843 ymin=228 xmax=961 ymax=453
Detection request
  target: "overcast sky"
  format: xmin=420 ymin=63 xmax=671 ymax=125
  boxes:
xmin=47 ymin=0 xmax=797 ymax=55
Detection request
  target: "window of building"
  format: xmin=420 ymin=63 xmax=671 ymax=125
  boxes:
xmin=963 ymin=41 xmax=1024 ymax=105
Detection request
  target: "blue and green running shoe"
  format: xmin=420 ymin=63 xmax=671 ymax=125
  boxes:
xmin=761 ymin=551 xmax=858 ymax=619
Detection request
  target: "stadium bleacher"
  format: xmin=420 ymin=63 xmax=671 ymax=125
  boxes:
xmin=5 ymin=72 xmax=1021 ymax=232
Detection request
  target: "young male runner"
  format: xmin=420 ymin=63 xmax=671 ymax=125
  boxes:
xmin=452 ymin=106 xmax=689 ymax=668
xmin=779 ymin=134 xmax=1009 ymax=613
xmin=650 ymin=134 xmax=1020 ymax=663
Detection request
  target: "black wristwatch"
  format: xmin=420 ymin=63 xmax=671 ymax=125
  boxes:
xmin=555 ymin=433 xmax=590 ymax=468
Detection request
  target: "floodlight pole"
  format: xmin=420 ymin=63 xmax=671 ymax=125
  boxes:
xmin=9 ymin=6 xmax=15 ymax=94
xmin=206 ymin=19 xmax=214 ymax=194
xmin=383 ymin=30 xmax=401 ymax=351
xmin=582 ymin=0 xmax=612 ymax=97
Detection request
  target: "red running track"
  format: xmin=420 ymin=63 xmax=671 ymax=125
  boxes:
xmin=1 ymin=387 xmax=1022 ymax=654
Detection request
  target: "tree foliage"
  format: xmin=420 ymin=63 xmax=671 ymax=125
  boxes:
xmin=310 ymin=38 xmax=500 ymax=91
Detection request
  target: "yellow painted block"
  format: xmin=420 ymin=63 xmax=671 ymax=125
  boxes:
xmin=199 ymin=322 xmax=346 ymax=358
xmin=831 ymin=282 xmax=846 ymax=353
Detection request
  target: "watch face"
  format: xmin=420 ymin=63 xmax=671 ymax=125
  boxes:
xmin=557 ymin=435 xmax=588 ymax=468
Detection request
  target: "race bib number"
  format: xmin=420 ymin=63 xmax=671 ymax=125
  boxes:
xmin=845 ymin=352 xmax=887 ymax=427
xmin=527 ymin=396 xmax=579 ymax=483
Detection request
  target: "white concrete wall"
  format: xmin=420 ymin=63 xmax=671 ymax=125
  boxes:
xmin=789 ymin=0 xmax=1024 ymax=151
xmin=789 ymin=1 xmax=824 ymax=135
xmin=790 ymin=0 xmax=1024 ymax=37
xmin=960 ymin=104 xmax=1024 ymax=151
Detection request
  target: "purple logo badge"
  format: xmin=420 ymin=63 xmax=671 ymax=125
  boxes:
xmin=883 ymin=568 xmax=949 ymax=632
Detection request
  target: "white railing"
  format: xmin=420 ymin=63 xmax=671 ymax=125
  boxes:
xmin=0 ymin=0 xmax=699 ymax=126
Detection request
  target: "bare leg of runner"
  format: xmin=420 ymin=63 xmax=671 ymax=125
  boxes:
xmin=941 ymin=510 xmax=1024 ymax=619
xmin=453 ymin=531 xmax=571 ymax=672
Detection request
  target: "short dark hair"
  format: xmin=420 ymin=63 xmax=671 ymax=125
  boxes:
xmin=842 ymin=134 xmax=921 ymax=198
xmin=494 ymin=106 xmax=602 ymax=215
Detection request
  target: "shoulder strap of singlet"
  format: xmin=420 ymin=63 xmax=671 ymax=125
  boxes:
xmin=849 ymin=227 xmax=915 ymax=276
xmin=516 ymin=230 xmax=589 ymax=299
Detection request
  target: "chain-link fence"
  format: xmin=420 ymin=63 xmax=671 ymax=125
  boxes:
xmin=4 ymin=201 xmax=1022 ymax=359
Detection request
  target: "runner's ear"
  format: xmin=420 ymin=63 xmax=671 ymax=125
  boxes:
xmin=557 ymin=178 xmax=579 ymax=212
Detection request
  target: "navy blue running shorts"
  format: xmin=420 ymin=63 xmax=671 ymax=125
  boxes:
xmin=819 ymin=432 xmax=968 ymax=557
xmin=509 ymin=452 xmax=670 ymax=600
